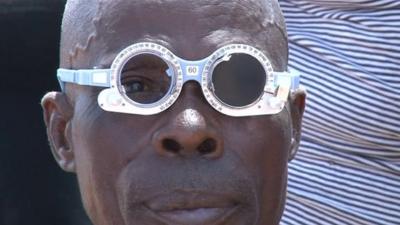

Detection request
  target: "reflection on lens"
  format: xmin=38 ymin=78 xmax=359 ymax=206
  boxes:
xmin=120 ymin=54 xmax=172 ymax=104
xmin=212 ymin=53 xmax=266 ymax=107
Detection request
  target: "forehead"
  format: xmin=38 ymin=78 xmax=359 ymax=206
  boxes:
xmin=65 ymin=0 xmax=287 ymax=69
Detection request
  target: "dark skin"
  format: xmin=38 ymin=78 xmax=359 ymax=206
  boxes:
xmin=42 ymin=0 xmax=306 ymax=224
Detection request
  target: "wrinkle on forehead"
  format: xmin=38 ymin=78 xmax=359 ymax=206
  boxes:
xmin=100 ymin=0 xmax=286 ymax=38
xmin=60 ymin=0 xmax=286 ymax=68
xmin=195 ymin=0 xmax=285 ymax=32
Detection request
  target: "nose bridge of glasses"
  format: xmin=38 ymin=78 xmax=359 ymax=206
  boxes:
xmin=177 ymin=57 xmax=210 ymax=84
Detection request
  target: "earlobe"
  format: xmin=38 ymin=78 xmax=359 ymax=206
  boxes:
xmin=41 ymin=92 xmax=76 ymax=172
xmin=288 ymin=88 xmax=306 ymax=161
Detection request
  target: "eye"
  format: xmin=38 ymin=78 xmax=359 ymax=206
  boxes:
xmin=123 ymin=79 xmax=148 ymax=94
xmin=121 ymin=75 xmax=166 ymax=104
xmin=119 ymin=53 xmax=173 ymax=104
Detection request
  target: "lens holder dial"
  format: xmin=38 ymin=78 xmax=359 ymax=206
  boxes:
xmin=98 ymin=43 xmax=184 ymax=115
xmin=201 ymin=44 xmax=285 ymax=117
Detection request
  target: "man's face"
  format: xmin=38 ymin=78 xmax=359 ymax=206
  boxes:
xmin=43 ymin=1 xmax=305 ymax=225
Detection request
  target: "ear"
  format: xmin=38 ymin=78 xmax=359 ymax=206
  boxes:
xmin=287 ymin=88 xmax=306 ymax=161
xmin=41 ymin=92 xmax=76 ymax=172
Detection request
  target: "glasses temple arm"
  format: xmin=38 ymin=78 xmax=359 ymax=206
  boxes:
xmin=273 ymin=69 xmax=301 ymax=91
xmin=57 ymin=69 xmax=112 ymax=91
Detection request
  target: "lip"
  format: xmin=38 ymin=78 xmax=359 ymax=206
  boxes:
xmin=143 ymin=191 xmax=239 ymax=225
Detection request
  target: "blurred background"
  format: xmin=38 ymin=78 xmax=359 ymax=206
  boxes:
xmin=0 ymin=0 xmax=91 ymax=224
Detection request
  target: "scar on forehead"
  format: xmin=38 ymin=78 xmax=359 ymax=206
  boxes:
xmin=68 ymin=34 xmax=95 ymax=68
xmin=67 ymin=0 xmax=105 ymax=67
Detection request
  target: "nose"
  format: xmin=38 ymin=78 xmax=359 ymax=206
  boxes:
xmin=152 ymin=108 xmax=224 ymax=159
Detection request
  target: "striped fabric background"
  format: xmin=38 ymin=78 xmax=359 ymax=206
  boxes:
xmin=279 ymin=1 xmax=400 ymax=224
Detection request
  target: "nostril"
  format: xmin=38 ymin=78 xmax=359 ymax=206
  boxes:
xmin=197 ymin=138 xmax=217 ymax=155
xmin=162 ymin=138 xmax=182 ymax=153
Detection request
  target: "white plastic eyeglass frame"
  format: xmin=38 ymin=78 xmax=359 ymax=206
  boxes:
xmin=57 ymin=42 xmax=300 ymax=117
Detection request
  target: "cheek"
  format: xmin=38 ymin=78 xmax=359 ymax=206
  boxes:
xmin=71 ymin=91 xmax=159 ymax=171
xmin=223 ymin=114 xmax=291 ymax=223
xmin=70 ymin=97 xmax=158 ymax=224
xmin=224 ymin=114 xmax=291 ymax=174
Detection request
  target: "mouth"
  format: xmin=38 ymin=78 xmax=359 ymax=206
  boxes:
xmin=143 ymin=191 xmax=240 ymax=225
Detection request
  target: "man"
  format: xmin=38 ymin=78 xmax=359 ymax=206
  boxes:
xmin=41 ymin=0 xmax=306 ymax=224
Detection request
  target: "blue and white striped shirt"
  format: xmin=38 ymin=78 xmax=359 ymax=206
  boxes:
xmin=279 ymin=0 xmax=400 ymax=224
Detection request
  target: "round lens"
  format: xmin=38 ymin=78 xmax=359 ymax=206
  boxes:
xmin=211 ymin=53 xmax=266 ymax=107
xmin=120 ymin=54 xmax=172 ymax=104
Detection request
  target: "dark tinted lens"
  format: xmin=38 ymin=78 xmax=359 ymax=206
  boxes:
xmin=120 ymin=54 xmax=172 ymax=104
xmin=212 ymin=53 xmax=266 ymax=107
